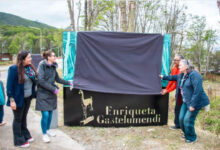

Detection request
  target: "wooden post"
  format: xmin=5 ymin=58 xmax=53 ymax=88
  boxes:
xmin=207 ymin=85 xmax=212 ymax=101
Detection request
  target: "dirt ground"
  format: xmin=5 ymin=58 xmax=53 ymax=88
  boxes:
xmin=52 ymin=70 xmax=220 ymax=150
xmin=59 ymin=121 xmax=220 ymax=150
xmin=53 ymin=95 xmax=220 ymax=150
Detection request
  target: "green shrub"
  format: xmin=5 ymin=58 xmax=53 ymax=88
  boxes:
xmin=197 ymin=96 xmax=220 ymax=135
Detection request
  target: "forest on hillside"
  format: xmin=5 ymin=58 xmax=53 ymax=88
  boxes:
xmin=0 ymin=26 xmax=63 ymax=56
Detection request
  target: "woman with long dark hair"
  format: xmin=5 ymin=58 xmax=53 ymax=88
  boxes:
xmin=36 ymin=50 xmax=71 ymax=143
xmin=6 ymin=50 xmax=37 ymax=148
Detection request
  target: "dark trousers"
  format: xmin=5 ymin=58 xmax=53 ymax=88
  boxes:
xmin=0 ymin=105 xmax=4 ymax=123
xmin=174 ymin=104 xmax=182 ymax=128
xmin=12 ymin=97 xmax=32 ymax=146
xmin=174 ymin=91 xmax=183 ymax=128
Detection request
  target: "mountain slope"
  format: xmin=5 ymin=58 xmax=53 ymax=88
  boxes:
xmin=0 ymin=12 xmax=55 ymax=28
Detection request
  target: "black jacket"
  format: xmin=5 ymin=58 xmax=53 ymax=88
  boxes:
xmin=36 ymin=60 xmax=69 ymax=111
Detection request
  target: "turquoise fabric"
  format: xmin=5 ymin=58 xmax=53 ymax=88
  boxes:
xmin=0 ymin=84 xmax=5 ymax=105
xmin=161 ymin=34 xmax=171 ymax=87
xmin=62 ymin=32 xmax=77 ymax=85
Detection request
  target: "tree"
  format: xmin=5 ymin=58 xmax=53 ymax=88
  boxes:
xmin=0 ymin=25 xmax=63 ymax=54
xmin=127 ymin=0 xmax=136 ymax=32
xmin=136 ymin=0 xmax=160 ymax=33
xmin=203 ymin=29 xmax=218 ymax=76
xmin=119 ymin=0 xmax=127 ymax=32
xmin=159 ymin=0 xmax=187 ymax=55
xmin=217 ymin=0 xmax=220 ymax=15
xmin=8 ymin=35 xmax=21 ymax=54
xmin=212 ymin=50 xmax=220 ymax=72
xmin=67 ymin=0 xmax=76 ymax=31
xmin=186 ymin=16 xmax=207 ymax=72
xmin=98 ymin=0 xmax=119 ymax=31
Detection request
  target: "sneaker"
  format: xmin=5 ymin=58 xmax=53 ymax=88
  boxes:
xmin=27 ymin=137 xmax=34 ymax=143
xmin=42 ymin=134 xmax=50 ymax=143
xmin=0 ymin=121 xmax=6 ymax=126
xmin=181 ymin=135 xmax=185 ymax=140
xmin=169 ymin=126 xmax=180 ymax=130
xmin=18 ymin=142 xmax=30 ymax=148
xmin=185 ymin=139 xmax=197 ymax=143
xmin=47 ymin=130 xmax=56 ymax=137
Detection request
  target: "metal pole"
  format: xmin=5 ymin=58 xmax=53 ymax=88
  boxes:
xmin=58 ymin=47 xmax=59 ymax=57
xmin=40 ymin=29 xmax=42 ymax=53
xmin=0 ymin=37 xmax=2 ymax=61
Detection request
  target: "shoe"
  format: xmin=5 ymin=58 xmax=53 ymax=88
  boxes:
xmin=42 ymin=134 xmax=50 ymax=143
xmin=18 ymin=142 xmax=30 ymax=148
xmin=0 ymin=121 xmax=6 ymax=126
xmin=169 ymin=126 xmax=180 ymax=130
xmin=185 ymin=139 xmax=197 ymax=143
xmin=28 ymin=137 xmax=34 ymax=143
xmin=181 ymin=135 xmax=185 ymax=140
xmin=47 ymin=130 xmax=56 ymax=137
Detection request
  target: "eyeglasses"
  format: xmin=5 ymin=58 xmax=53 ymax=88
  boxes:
xmin=173 ymin=59 xmax=180 ymax=61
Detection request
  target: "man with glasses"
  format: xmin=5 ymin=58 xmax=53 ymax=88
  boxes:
xmin=161 ymin=54 xmax=184 ymax=130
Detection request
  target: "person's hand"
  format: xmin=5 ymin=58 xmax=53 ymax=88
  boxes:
xmin=54 ymin=88 xmax=59 ymax=95
xmin=69 ymin=81 xmax=74 ymax=90
xmin=159 ymin=75 xmax=163 ymax=79
xmin=10 ymin=101 xmax=16 ymax=110
xmin=69 ymin=81 xmax=73 ymax=86
xmin=161 ymin=89 xmax=167 ymax=95
xmin=189 ymin=106 xmax=195 ymax=112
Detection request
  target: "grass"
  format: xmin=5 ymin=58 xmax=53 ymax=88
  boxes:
xmin=197 ymin=96 xmax=220 ymax=135
xmin=126 ymin=135 xmax=143 ymax=148
xmin=168 ymin=75 xmax=220 ymax=136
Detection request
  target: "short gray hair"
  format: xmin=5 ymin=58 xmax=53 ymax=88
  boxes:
xmin=180 ymin=59 xmax=193 ymax=70
xmin=175 ymin=54 xmax=184 ymax=60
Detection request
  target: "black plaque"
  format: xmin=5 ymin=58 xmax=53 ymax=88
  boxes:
xmin=64 ymin=88 xmax=169 ymax=127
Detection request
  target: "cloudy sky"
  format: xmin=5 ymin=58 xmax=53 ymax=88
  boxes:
xmin=0 ymin=0 xmax=70 ymax=28
xmin=184 ymin=0 xmax=220 ymax=30
xmin=0 ymin=0 xmax=219 ymax=30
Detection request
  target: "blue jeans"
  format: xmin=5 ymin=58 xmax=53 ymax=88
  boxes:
xmin=41 ymin=111 xmax=53 ymax=134
xmin=0 ymin=105 xmax=4 ymax=123
xmin=179 ymin=103 xmax=199 ymax=141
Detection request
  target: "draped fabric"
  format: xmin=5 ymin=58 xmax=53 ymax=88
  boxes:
xmin=73 ymin=32 xmax=163 ymax=95
xmin=161 ymin=34 xmax=171 ymax=87
xmin=63 ymin=32 xmax=77 ymax=81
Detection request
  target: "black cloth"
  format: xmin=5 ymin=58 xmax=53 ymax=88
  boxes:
xmin=12 ymin=97 xmax=32 ymax=146
xmin=74 ymin=32 xmax=163 ymax=95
